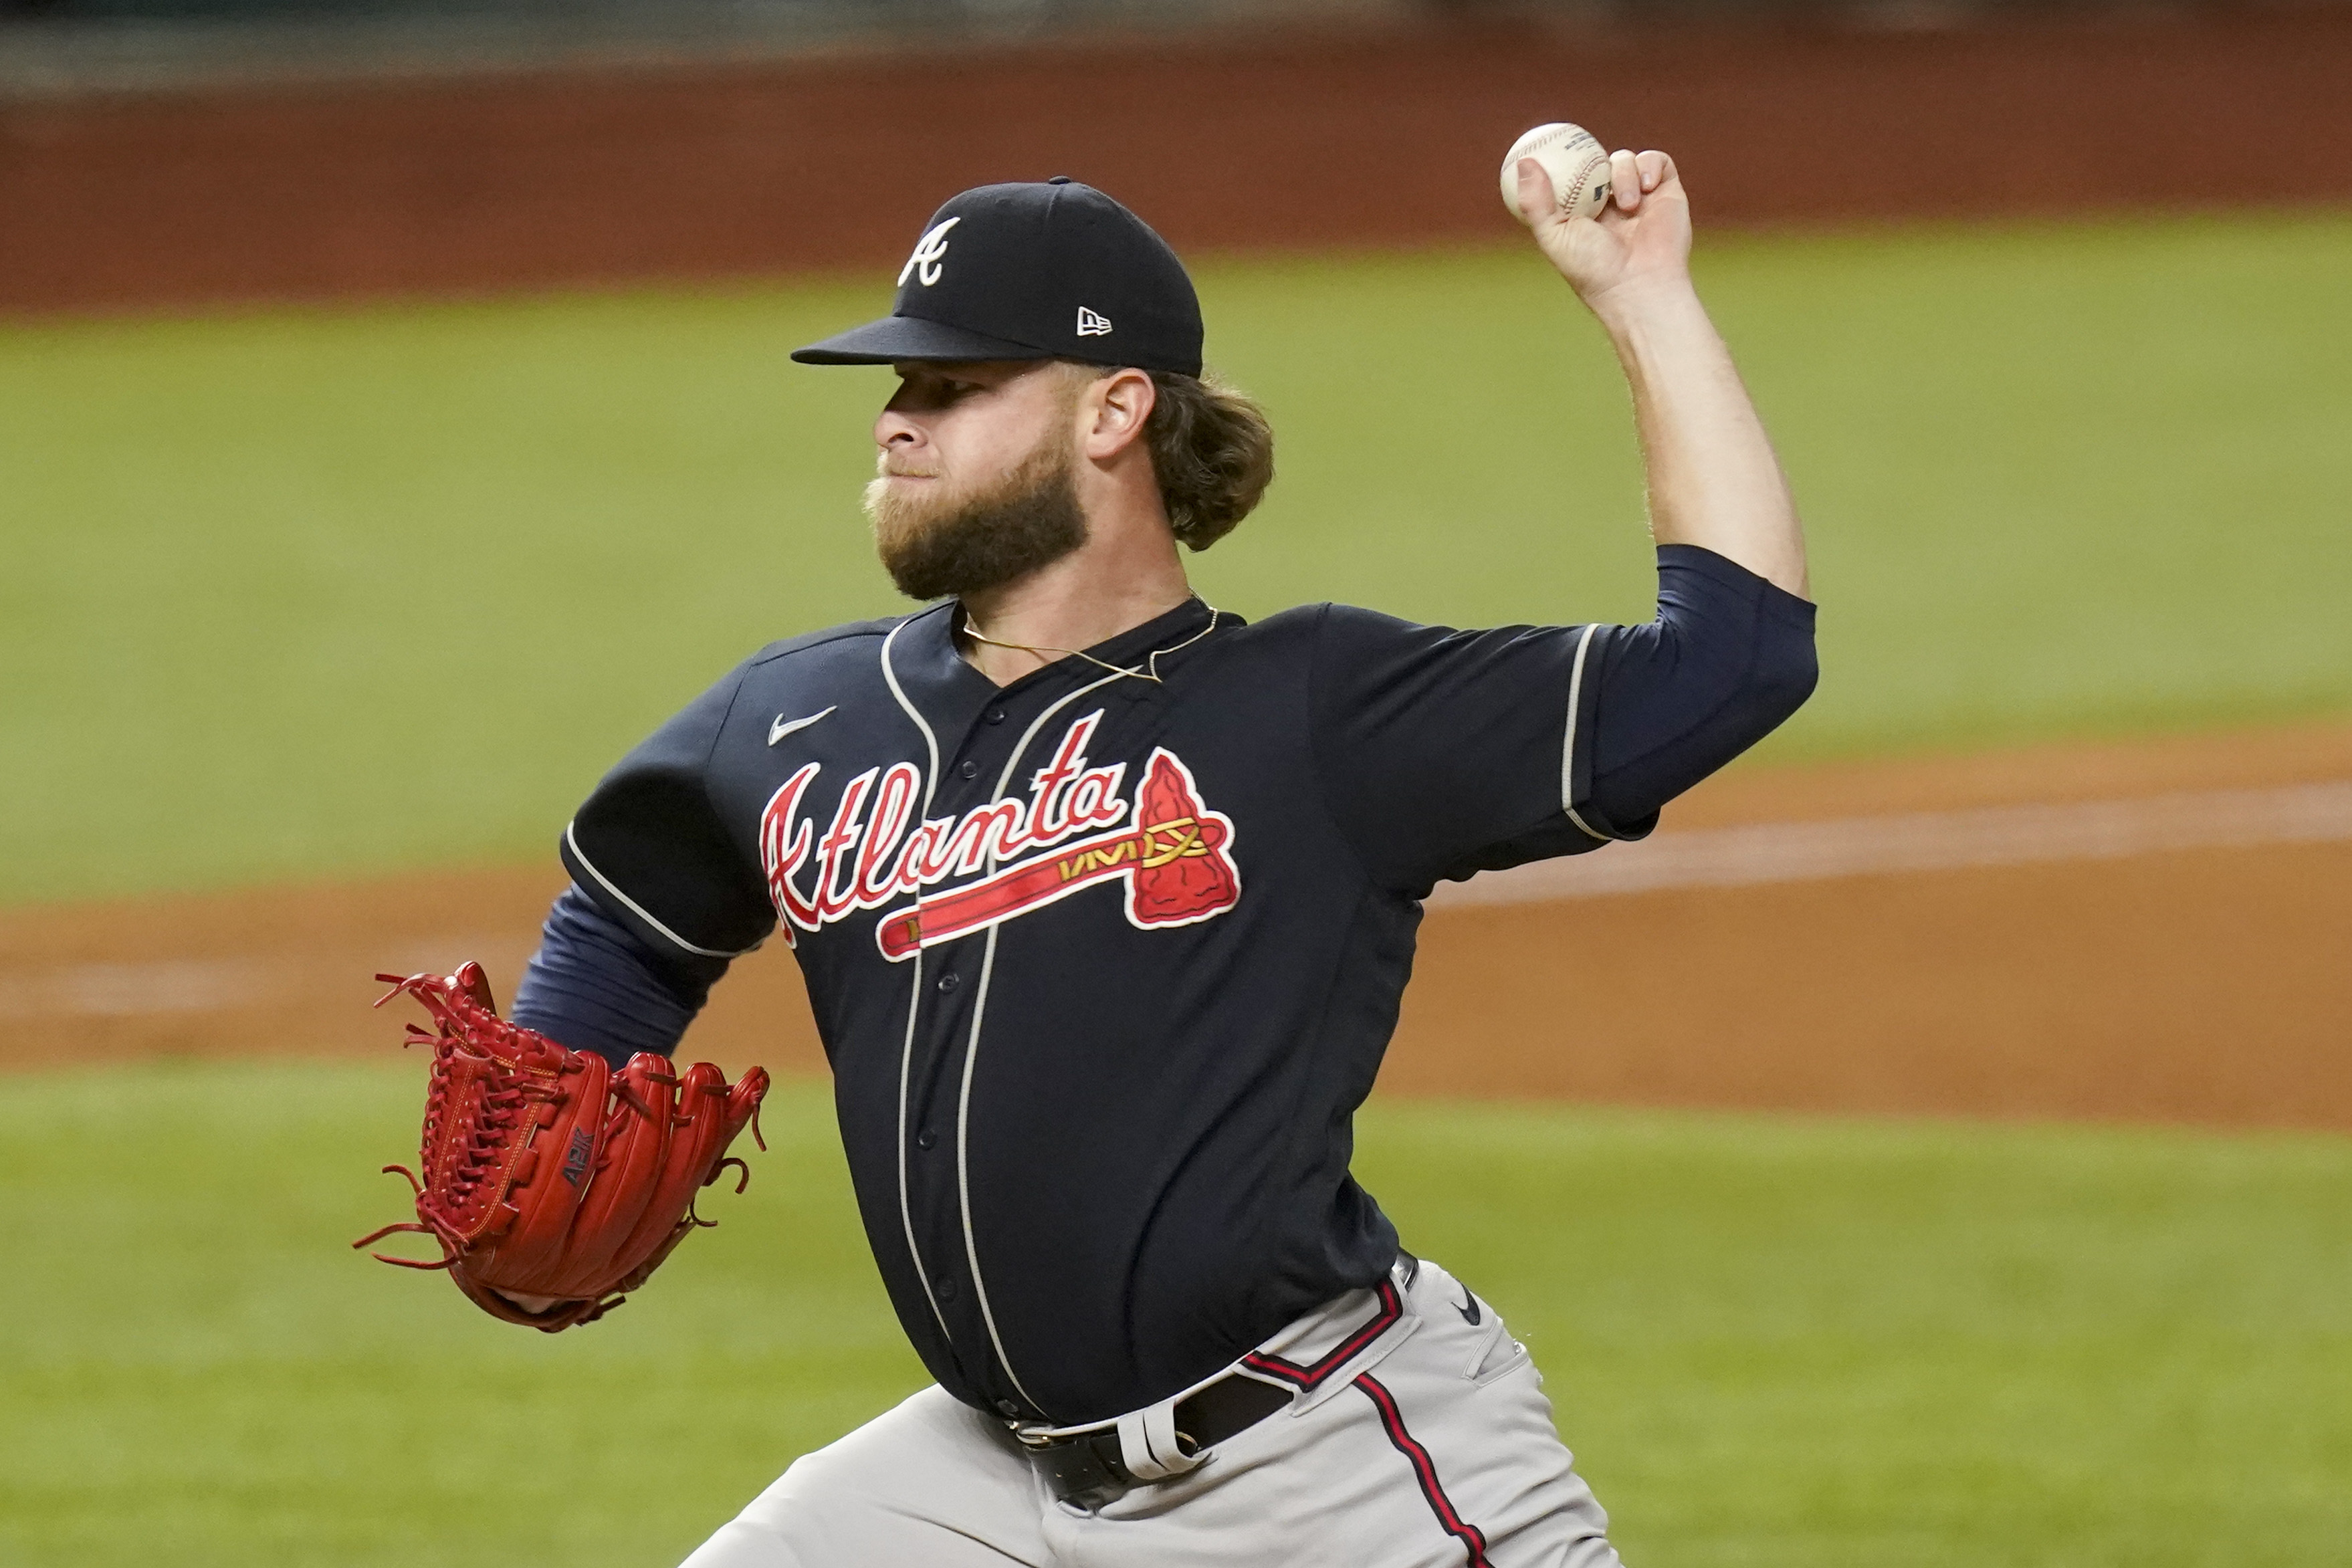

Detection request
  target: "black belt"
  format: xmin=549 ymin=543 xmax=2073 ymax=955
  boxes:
xmin=1018 ymin=1371 xmax=1293 ymax=1511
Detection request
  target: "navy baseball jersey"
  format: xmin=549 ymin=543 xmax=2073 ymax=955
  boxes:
xmin=540 ymin=546 xmax=1816 ymax=1426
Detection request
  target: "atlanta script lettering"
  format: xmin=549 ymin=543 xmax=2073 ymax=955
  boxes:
xmin=758 ymin=711 xmax=1242 ymax=960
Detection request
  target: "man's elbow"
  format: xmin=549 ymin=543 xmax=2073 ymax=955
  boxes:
xmin=1749 ymin=631 xmax=1819 ymax=737
xmin=1693 ymin=627 xmax=1817 ymax=770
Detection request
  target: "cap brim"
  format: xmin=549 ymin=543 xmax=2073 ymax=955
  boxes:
xmin=790 ymin=314 xmax=1054 ymax=366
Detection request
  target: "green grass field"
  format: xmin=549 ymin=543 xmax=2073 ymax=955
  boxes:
xmin=2 ymin=1062 xmax=2345 ymax=1567
xmin=5 ymin=216 xmax=2349 ymax=1565
xmin=5 ymin=212 xmax=2350 ymax=905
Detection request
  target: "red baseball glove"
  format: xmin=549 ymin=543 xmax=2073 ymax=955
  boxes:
xmin=353 ymin=962 xmax=768 ymax=1331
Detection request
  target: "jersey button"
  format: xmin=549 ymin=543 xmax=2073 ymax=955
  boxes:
xmin=936 ymin=972 xmax=959 ymax=993
xmin=916 ymin=1129 xmax=936 ymax=1150
xmin=936 ymin=1278 xmax=958 ymax=1301
xmin=985 ymin=707 xmax=1007 ymax=725
xmin=996 ymin=1399 xmax=1022 ymax=1417
xmin=958 ymin=758 xmax=980 ymax=780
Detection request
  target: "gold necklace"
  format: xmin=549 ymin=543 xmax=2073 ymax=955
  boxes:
xmin=962 ymin=602 xmax=1224 ymax=685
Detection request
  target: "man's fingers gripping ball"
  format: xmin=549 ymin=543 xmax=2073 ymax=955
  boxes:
xmin=1501 ymin=122 xmax=1613 ymax=224
xmin=1605 ymin=148 xmax=1679 ymax=214
xmin=350 ymin=961 xmax=770 ymax=1332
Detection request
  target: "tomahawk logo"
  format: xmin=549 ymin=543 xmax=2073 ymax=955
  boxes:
xmin=897 ymin=217 xmax=962 ymax=288
xmin=1075 ymin=306 xmax=1113 ymax=337
xmin=756 ymin=710 xmax=1241 ymax=960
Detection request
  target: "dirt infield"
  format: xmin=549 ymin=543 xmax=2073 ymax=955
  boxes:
xmin=5 ymin=719 xmax=2347 ymax=1131
xmin=5 ymin=7 xmax=2351 ymax=314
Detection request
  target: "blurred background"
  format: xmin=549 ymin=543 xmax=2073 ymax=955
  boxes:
xmin=3 ymin=2 xmax=2348 ymax=1564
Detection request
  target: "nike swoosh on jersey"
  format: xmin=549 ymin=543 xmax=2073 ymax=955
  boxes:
xmin=1455 ymin=1291 xmax=1482 ymax=1325
xmin=767 ymin=706 xmax=837 ymax=746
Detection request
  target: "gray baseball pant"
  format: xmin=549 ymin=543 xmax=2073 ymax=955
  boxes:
xmin=679 ymin=1256 xmax=1626 ymax=1567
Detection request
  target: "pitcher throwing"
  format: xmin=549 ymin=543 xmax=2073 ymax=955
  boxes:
xmin=504 ymin=153 xmax=1816 ymax=1564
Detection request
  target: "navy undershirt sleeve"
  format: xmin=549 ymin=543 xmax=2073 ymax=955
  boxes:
xmin=1581 ymin=543 xmax=1818 ymax=829
xmin=509 ymin=883 xmax=724 ymax=1068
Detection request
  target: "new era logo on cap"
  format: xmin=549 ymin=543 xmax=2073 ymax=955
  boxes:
xmin=790 ymin=179 xmax=1202 ymax=376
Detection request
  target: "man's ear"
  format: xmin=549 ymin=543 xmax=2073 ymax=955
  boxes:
xmin=1079 ymin=368 xmax=1157 ymax=461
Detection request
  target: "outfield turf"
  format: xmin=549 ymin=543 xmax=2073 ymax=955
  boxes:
xmin=5 ymin=213 xmax=2351 ymax=905
xmin=1 ymin=1062 xmax=2345 ymax=1567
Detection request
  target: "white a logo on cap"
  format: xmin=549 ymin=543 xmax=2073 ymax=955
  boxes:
xmin=898 ymin=217 xmax=962 ymax=288
xmin=1075 ymin=306 xmax=1113 ymax=337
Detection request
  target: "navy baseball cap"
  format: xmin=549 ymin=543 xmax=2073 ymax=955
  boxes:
xmin=792 ymin=178 xmax=1204 ymax=377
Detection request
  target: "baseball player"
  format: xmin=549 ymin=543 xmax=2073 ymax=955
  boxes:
xmin=503 ymin=154 xmax=1814 ymax=1564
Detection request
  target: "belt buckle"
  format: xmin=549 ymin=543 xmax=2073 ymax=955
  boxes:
xmin=1019 ymin=1427 xmax=1132 ymax=1511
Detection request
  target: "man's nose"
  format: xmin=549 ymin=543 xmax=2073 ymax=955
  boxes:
xmin=875 ymin=405 xmax=924 ymax=451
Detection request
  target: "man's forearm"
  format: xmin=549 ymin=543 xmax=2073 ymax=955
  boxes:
xmin=1594 ymin=278 xmax=1810 ymax=601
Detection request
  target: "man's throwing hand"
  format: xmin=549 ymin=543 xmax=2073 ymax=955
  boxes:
xmin=1513 ymin=149 xmax=1693 ymax=317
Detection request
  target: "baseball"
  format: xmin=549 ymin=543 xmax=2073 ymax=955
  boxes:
xmin=1500 ymin=122 xmax=1613 ymax=225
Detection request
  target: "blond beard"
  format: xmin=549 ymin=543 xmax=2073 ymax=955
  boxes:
xmin=864 ymin=435 xmax=1089 ymax=602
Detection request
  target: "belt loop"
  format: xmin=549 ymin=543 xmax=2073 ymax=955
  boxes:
xmin=1117 ymin=1398 xmax=1205 ymax=1482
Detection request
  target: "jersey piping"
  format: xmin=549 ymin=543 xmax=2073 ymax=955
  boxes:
xmin=1560 ymin=623 xmax=1623 ymax=844
xmin=879 ymin=614 xmax=956 ymax=1345
xmin=956 ymin=661 xmax=1136 ymax=1418
xmin=562 ymin=822 xmax=761 ymax=959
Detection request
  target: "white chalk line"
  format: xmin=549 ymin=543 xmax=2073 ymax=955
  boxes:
xmin=0 ymin=937 xmax=534 ymax=1021
xmin=0 ymin=959 xmax=279 ymax=1018
xmin=1428 ymin=780 xmax=2352 ymax=908
xmin=6 ymin=788 xmax=2346 ymax=1013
